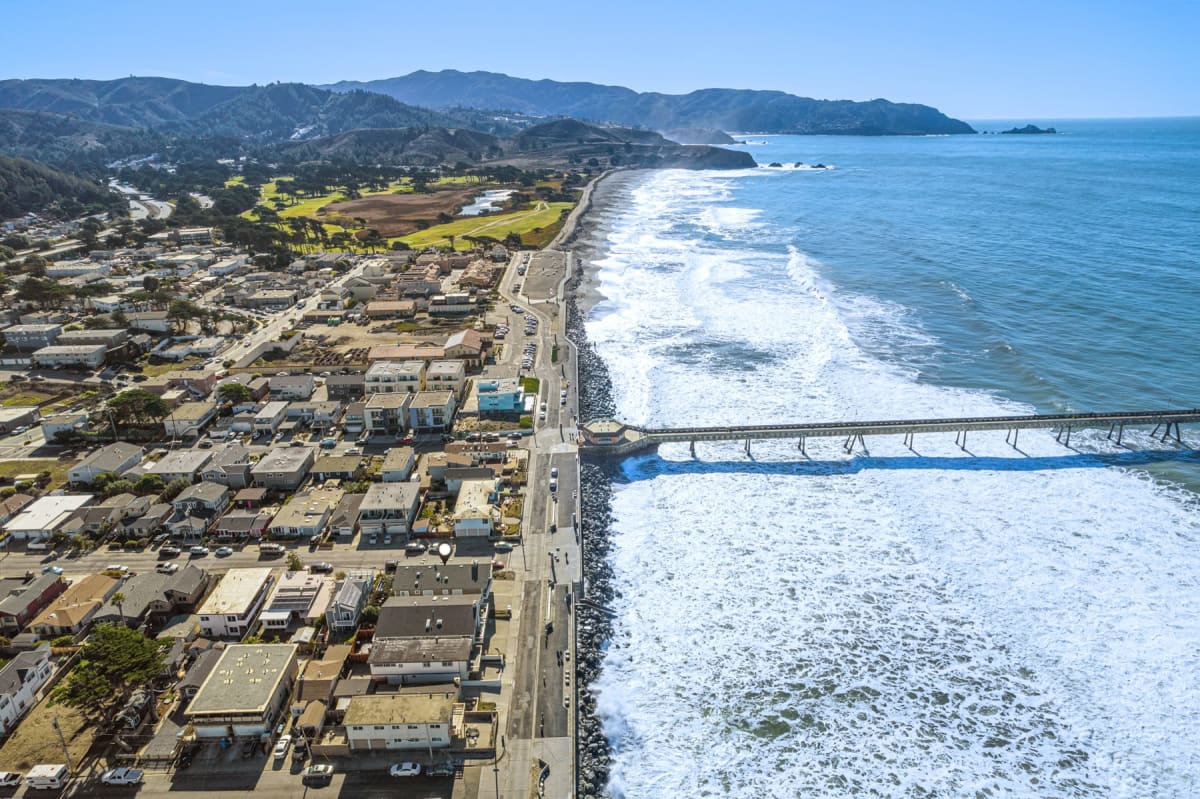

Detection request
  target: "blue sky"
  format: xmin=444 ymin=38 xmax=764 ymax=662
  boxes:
xmin=0 ymin=0 xmax=1196 ymax=119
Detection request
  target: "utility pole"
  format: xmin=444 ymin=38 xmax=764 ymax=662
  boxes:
xmin=52 ymin=716 xmax=73 ymax=773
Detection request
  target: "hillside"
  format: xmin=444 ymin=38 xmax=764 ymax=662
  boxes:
xmin=270 ymin=119 xmax=754 ymax=170
xmin=0 ymin=153 xmax=120 ymax=218
xmin=325 ymin=69 xmax=976 ymax=135
xmin=0 ymin=78 xmax=458 ymax=140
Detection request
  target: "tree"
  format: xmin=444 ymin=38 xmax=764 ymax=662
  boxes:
xmin=286 ymin=551 xmax=304 ymax=572
xmin=51 ymin=623 xmax=165 ymax=720
xmin=159 ymin=478 xmax=191 ymax=502
xmin=108 ymin=389 xmax=169 ymax=426
xmin=142 ymin=275 xmax=160 ymax=293
xmin=218 ymin=383 xmax=253 ymax=405
xmin=133 ymin=474 xmax=165 ymax=496
xmin=361 ymin=605 xmax=380 ymax=626
xmin=111 ymin=591 xmax=127 ymax=626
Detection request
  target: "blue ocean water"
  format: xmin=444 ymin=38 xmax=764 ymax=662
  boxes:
xmin=583 ymin=119 xmax=1200 ymax=798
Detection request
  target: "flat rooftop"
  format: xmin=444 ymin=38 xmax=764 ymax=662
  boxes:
xmin=189 ymin=644 xmax=298 ymax=716
xmin=343 ymin=691 xmax=457 ymax=726
xmin=198 ymin=567 xmax=273 ymax=616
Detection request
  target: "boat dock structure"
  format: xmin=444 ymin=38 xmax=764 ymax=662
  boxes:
xmin=579 ymin=408 xmax=1200 ymax=458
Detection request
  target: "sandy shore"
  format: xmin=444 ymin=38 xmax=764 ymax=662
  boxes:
xmin=561 ymin=170 xmax=643 ymax=318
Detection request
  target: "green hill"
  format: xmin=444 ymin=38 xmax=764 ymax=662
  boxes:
xmin=0 ymin=153 xmax=120 ymax=218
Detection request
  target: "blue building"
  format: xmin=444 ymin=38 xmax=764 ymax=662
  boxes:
xmin=476 ymin=378 xmax=525 ymax=414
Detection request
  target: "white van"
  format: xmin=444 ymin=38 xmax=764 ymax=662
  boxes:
xmin=25 ymin=764 xmax=68 ymax=790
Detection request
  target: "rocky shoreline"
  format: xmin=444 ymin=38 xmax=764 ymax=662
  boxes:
xmin=563 ymin=171 xmax=638 ymax=799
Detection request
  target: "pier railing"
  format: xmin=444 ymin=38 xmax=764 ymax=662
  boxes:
xmin=580 ymin=408 xmax=1200 ymax=456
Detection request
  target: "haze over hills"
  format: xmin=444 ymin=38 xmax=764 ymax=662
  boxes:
xmin=325 ymin=69 xmax=976 ymax=135
xmin=0 ymin=78 xmax=470 ymax=140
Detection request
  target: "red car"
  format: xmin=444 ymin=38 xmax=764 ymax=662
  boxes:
xmin=395 ymin=435 xmax=413 ymax=444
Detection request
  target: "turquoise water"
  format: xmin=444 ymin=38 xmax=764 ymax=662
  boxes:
xmin=584 ymin=119 xmax=1200 ymax=797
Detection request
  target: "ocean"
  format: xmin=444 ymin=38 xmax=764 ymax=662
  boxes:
xmin=574 ymin=119 xmax=1200 ymax=798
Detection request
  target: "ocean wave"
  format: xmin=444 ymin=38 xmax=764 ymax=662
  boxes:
xmin=583 ymin=166 xmax=1200 ymax=798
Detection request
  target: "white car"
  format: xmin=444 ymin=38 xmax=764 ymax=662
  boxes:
xmin=105 ymin=564 xmax=128 ymax=573
xmin=272 ymin=735 xmax=292 ymax=760
xmin=550 ymin=467 xmax=559 ymax=479
xmin=189 ymin=546 xmax=210 ymax=557
xmin=100 ymin=767 xmax=143 ymax=786
xmin=214 ymin=546 xmax=234 ymax=557
xmin=495 ymin=541 xmax=514 ymax=552
xmin=389 ymin=762 xmax=421 ymax=777
xmin=156 ymin=562 xmax=180 ymax=575
xmin=0 ymin=772 xmax=21 ymax=787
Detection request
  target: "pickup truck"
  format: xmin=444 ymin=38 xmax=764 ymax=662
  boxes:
xmin=100 ymin=767 xmax=144 ymax=786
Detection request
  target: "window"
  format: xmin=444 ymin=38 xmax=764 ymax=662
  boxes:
xmin=374 ymin=725 xmax=384 ymax=731
xmin=407 ymin=724 xmax=419 ymax=730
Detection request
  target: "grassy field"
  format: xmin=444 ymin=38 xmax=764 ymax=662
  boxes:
xmin=0 ymin=458 xmax=71 ymax=487
xmin=0 ymin=699 xmax=93 ymax=771
xmin=398 ymin=201 xmax=573 ymax=251
xmin=0 ymin=392 xmax=54 ymax=407
xmin=141 ymin=357 xmax=204 ymax=376
xmin=242 ymin=179 xmax=416 ymax=236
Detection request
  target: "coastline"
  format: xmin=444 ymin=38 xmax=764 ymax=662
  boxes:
xmin=561 ymin=168 xmax=643 ymax=799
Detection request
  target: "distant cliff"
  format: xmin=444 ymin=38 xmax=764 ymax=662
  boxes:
xmin=325 ymin=70 xmax=976 ymax=136
xmin=664 ymin=128 xmax=738 ymax=145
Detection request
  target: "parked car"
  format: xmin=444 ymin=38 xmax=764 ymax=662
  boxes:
xmin=383 ymin=535 xmax=392 ymax=545
xmin=0 ymin=771 xmax=21 ymax=787
xmin=100 ymin=767 xmax=143 ymax=786
xmin=214 ymin=546 xmax=234 ymax=557
xmin=494 ymin=541 xmax=514 ymax=552
xmin=156 ymin=563 xmax=180 ymax=575
xmin=160 ymin=546 xmax=181 ymax=557
xmin=309 ymin=562 xmax=333 ymax=573
xmin=189 ymin=546 xmax=209 ymax=557
xmin=389 ymin=762 xmax=421 ymax=778
xmin=404 ymin=541 xmax=426 ymax=553
xmin=41 ymin=565 xmax=64 ymax=575
xmin=301 ymin=763 xmax=334 ymax=787
xmin=272 ymin=735 xmax=292 ymax=760
xmin=105 ymin=564 xmax=128 ymax=573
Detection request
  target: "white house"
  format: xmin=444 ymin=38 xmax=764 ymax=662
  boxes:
xmin=252 ymin=401 xmax=289 ymax=436
xmin=357 ymin=482 xmax=421 ymax=538
xmin=0 ymin=646 xmax=53 ymax=737
xmin=4 ymin=494 xmax=93 ymax=541
xmin=196 ymin=568 xmax=274 ymax=638
xmin=343 ymin=692 xmax=458 ymax=752
xmin=367 ymin=636 xmax=472 ymax=686
xmin=67 ymin=442 xmax=142 ymax=485
xmin=187 ymin=644 xmax=297 ymax=739
xmin=453 ymin=478 xmax=495 ymax=538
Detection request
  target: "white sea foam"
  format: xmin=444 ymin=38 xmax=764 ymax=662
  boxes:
xmin=586 ymin=169 xmax=1200 ymax=797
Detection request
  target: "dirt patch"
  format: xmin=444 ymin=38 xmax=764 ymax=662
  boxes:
xmin=326 ymin=187 xmax=482 ymax=237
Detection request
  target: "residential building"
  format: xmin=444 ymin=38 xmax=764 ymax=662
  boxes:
xmin=199 ymin=442 xmax=252 ymax=488
xmin=2 ymin=323 xmax=62 ymax=351
xmin=125 ymin=311 xmax=171 ymax=333
xmin=56 ymin=328 xmax=128 ymax=348
xmin=311 ymin=456 xmax=362 ymax=482
xmin=425 ymin=360 xmax=467 ymax=397
xmin=92 ymin=571 xmax=173 ymax=627
xmin=40 ymin=411 xmax=89 ymax=443
xmin=252 ymin=401 xmax=289 ymax=437
xmin=116 ymin=502 xmax=172 ymax=540
xmin=342 ymin=401 xmax=366 ymax=434
xmin=176 ymin=227 xmax=214 ymax=245
xmin=363 ymin=300 xmax=416 ymax=319
xmin=357 ymin=483 xmax=421 ymax=538
xmin=269 ymin=375 xmax=315 ymax=401
xmin=67 ymin=443 xmax=143 ymax=487
xmin=178 ymin=649 xmax=221 ymax=700
xmin=391 ymin=562 xmax=492 ymax=605
xmin=145 ymin=450 xmax=213 ymax=483
xmin=0 ymin=646 xmax=53 ymax=737
xmin=196 ymin=567 xmax=274 ymax=638
xmin=0 ymin=494 xmax=34 ymax=526
xmin=381 ymin=447 xmax=416 ymax=482
xmin=326 ymin=374 xmax=365 ymax=402
xmin=251 ymin=447 xmax=315 ymax=491
xmin=475 ymin=377 xmax=525 ymax=414
xmin=267 ymin=488 xmax=343 ymax=539
xmin=172 ymin=481 xmax=232 ymax=518
xmin=4 ymin=494 xmax=93 ymax=541
xmin=186 ymin=644 xmax=298 ymax=738
xmin=442 ymin=329 xmax=487 ymax=369
xmin=376 ymin=594 xmax=482 ymax=642
xmin=367 ymin=637 xmax=472 ymax=686
xmin=327 ymin=493 xmax=364 ymax=538
xmin=29 ymin=574 xmax=119 ymax=637
xmin=286 ymin=401 xmax=342 ymax=429
xmin=31 ymin=344 xmax=107 ymax=369
xmin=453 ymin=479 xmax=496 ymax=538
xmin=163 ymin=401 xmax=218 ymax=439
xmin=325 ymin=572 xmax=374 ymax=633
xmin=298 ymin=644 xmax=352 ymax=702
xmin=364 ymin=392 xmax=411 ymax=436
xmin=408 ymin=390 xmax=456 ymax=433
xmin=145 ymin=565 xmax=210 ymax=620
xmin=343 ymin=692 xmax=458 ymax=751
xmin=213 ymin=510 xmax=274 ymax=540
xmin=260 ymin=571 xmax=334 ymax=631
xmin=365 ymin=361 xmax=424 ymax=394
xmin=0 ymin=574 xmax=67 ymax=636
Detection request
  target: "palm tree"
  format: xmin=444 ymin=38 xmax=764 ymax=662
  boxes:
xmin=111 ymin=591 xmax=126 ymax=626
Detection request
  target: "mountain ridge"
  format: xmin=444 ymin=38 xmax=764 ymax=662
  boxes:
xmin=325 ymin=69 xmax=976 ymax=135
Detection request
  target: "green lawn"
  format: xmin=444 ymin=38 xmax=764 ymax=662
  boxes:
xmin=398 ymin=201 xmax=573 ymax=251
xmin=0 ymin=393 xmax=53 ymax=407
